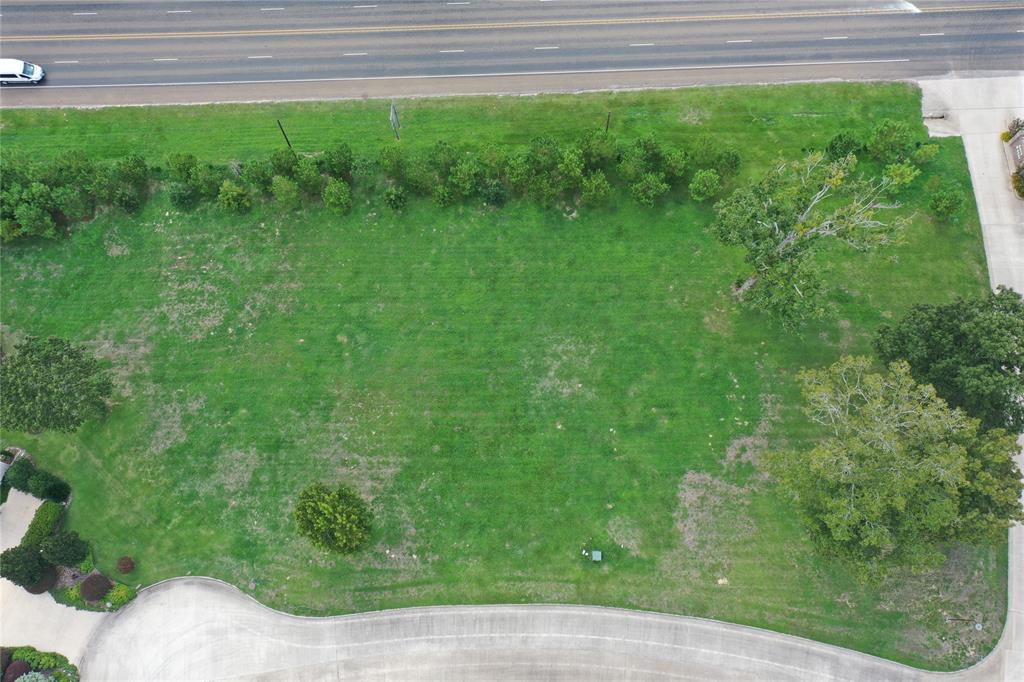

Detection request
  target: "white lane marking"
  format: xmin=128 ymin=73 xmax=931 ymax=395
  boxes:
xmin=259 ymin=7 xmax=285 ymax=11
xmin=247 ymin=55 xmax=273 ymax=59
xmin=919 ymin=32 xmax=945 ymax=36
xmin=167 ymin=10 xmax=192 ymax=13
xmin=73 ymin=12 xmax=98 ymax=15
xmin=34 ymin=58 xmax=914 ymax=90
xmin=822 ymin=36 xmax=848 ymax=40
xmin=446 ymin=2 xmax=470 ymax=4
xmin=439 ymin=49 xmax=465 ymax=53
xmin=534 ymin=45 xmax=559 ymax=50
xmin=629 ymin=43 xmax=654 ymax=47
xmin=1017 ymin=29 xmax=1024 ymax=32
xmin=352 ymin=4 xmax=378 ymax=7
xmin=153 ymin=58 xmax=179 ymax=61
xmin=54 ymin=60 xmax=80 ymax=64
xmin=726 ymin=39 xmax=752 ymax=43
xmin=344 ymin=52 xmax=368 ymax=56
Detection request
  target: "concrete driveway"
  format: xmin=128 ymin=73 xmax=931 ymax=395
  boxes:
xmin=78 ymin=73 xmax=1024 ymax=681
xmin=0 ymin=489 xmax=107 ymax=663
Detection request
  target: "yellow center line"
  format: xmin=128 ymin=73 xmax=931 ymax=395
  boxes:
xmin=2 ymin=3 xmax=1021 ymax=42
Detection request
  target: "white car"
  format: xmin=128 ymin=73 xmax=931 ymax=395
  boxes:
xmin=0 ymin=59 xmax=45 ymax=85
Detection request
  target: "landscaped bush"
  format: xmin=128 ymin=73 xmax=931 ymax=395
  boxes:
xmin=168 ymin=182 xmax=199 ymax=210
xmin=1009 ymin=117 xmax=1024 ymax=137
xmin=1013 ymin=168 xmax=1024 ymax=198
xmin=116 ymin=555 xmax=136 ymax=573
xmin=166 ymin=152 xmax=199 ymax=183
xmin=271 ymin=176 xmax=301 ymax=210
xmin=186 ymin=164 xmax=224 ymax=203
xmin=11 ymin=671 xmax=49 ymax=682
xmin=4 ymin=459 xmax=35 ymax=491
xmin=322 ymin=142 xmax=355 ymax=182
xmin=39 ymin=531 xmax=89 ymax=567
xmin=294 ymin=482 xmax=372 ymax=553
xmin=689 ymin=168 xmax=722 ymax=202
xmin=580 ymin=171 xmax=611 ymax=206
xmin=106 ymin=583 xmax=137 ymax=609
xmin=80 ymin=574 xmax=113 ymax=602
xmin=21 ymin=501 xmax=63 ymax=546
xmin=294 ymin=157 xmax=325 ymax=197
xmin=26 ymin=469 xmax=70 ymax=503
xmin=929 ymin=183 xmax=966 ymax=220
xmin=217 ymin=180 xmax=251 ymax=214
xmin=868 ymin=118 xmax=916 ymax=162
xmin=241 ymin=158 xmax=275 ymax=195
xmin=270 ymin=149 xmax=298 ymax=178
xmin=431 ymin=184 xmax=455 ymax=208
xmin=383 ymin=185 xmax=407 ymax=211
xmin=825 ymin=131 xmax=861 ymax=160
xmin=11 ymin=646 xmax=78 ymax=682
xmin=629 ymin=172 xmax=669 ymax=207
xmin=480 ymin=178 xmax=509 ymax=207
xmin=1 ymin=660 xmax=29 ymax=682
xmin=322 ymin=178 xmax=353 ymax=214
xmin=0 ymin=545 xmax=51 ymax=589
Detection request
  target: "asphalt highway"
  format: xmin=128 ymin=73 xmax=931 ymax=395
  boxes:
xmin=0 ymin=2 xmax=1021 ymax=108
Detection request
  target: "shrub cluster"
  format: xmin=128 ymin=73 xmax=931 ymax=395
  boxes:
xmin=294 ymin=482 xmax=373 ymax=553
xmin=0 ymin=151 xmax=151 ymax=241
xmin=106 ymin=583 xmax=138 ymax=608
xmin=9 ymin=646 xmax=79 ymax=682
xmin=21 ymin=500 xmax=63 ymax=547
xmin=4 ymin=459 xmax=70 ymax=502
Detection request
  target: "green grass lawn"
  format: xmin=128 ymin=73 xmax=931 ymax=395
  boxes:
xmin=0 ymin=83 xmax=1003 ymax=669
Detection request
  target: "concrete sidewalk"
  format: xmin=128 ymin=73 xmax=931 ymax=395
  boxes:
xmin=0 ymin=489 xmax=107 ymax=664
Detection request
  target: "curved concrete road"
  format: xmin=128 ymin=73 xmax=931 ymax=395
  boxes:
xmin=79 ymin=74 xmax=1024 ymax=682
xmin=76 ymin=577 xmax=989 ymax=682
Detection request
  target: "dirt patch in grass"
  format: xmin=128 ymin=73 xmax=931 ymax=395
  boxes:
xmin=607 ymin=516 xmax=643 ymax=557
xmin=532 ymin=336 xmax=597 ymax=401
xmin=663 ymin=471 xmax=755 ymax=581
xmin=148 ymin=391 xmax=206 ymax=456
xmin=881 ymin=545 xmax=1005 ymax=668
xmin=723 ymin=394 xmax=778 ymax=475
xmin=88 ymin=320 xmax=155 ymax=397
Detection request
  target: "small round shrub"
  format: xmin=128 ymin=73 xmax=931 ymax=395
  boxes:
xmin=825 ymin=131 xmax=862 ymax=160
xmin=322 ymin=178 xmax=352 ymax=214
xmin=21 ymin=501 xmax=63 ymax=547
xmin=186 ymin=164 xmax=224 ymax=202
xmin=868 ymin=119 xmax=916 ymax=162
xmin=710 ymin=148 xmax=741 ymax=178
xmin=241 ymin=158 xmax=275 ymax=195
xmin=1009 ymin=117 xmax=1024 ymax=137
xmin=294 ymin=482 xmax=372 ymax=553
xmin=270 ymin=149 xmax=298 ymax=178
xmin=168 ymin=182 xmax=199 ymax=210
xmin=107 ymin=583 xmax=137 ymax=609
xmin=4 ymin=458 xmax=36 ymax=492
xmin=40 ymin=531 xmax=89 ymax=567
xmin=80 ymin=574 xmax=113 ymax=602
xmin=294 ymin=157 xmax=325 ymax=197
xmin=581 ymin=171 xmax=611 ymax=206
xmin=0 ymin=545 xmax=50 ymax=589
xmin=629 ymin=172 xmax=669 ymax=207
xmin=2 ymin=660 xmax=29 ymax=682
xmin=217 ymin=180 xmax=251 ymax=214
xmin=1012 ymin=169 xmax=1024 ymax=199
xmin=689 ymin=168 xmax=722 ymax=202
xmin=27 ymin=470 xmax=70 ymax=503
xmin=383 ymin=185 xmax=407 ymax=212
xmin=322 ymin=142 xmax=355 ymax=182
xmin=166 ymin=152 xmax=199 ymax=183
xmin=117 ymin=556 xmax=136 ymax=574
xmin=480 ymin=179 xmax=509 ymax=207
xmin=431 ymin=184 xmax=455 ymax=208
xmin=929 ymin=184 xmax=966 ymax=220
xmin=271 ymin=176 xmax=301 ymax=211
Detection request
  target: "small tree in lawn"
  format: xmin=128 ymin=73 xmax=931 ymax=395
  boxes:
xmin=271 ymin=176 xmax=301 ymax=211
xmin=689 ymin=168 xmax=721 ymax=202
xmin=294 ymin=482 xmax=372 ymax=553
xmin=867 ymin=118 xmax=916 ymax=163
xmin=629 ymin=172 xmax=669 ymax=207
xmin=323 ymin=178 xmax=353 ymax=214
xmin=929 ymin=183 xmax=966 ymax=220
xmin=217 ymin=180 xmax=251 ymax=214
xmin=40 ymin=530 xmax=90 ymax=566
xmin=767 ymin=356 xmax=1024 ymax=581
xmin=709 ymin=152 xmax=907 ymax=326
xmin=0 ymin=545 xmax=51 ymax=589
xmin=0 ymin=336 xmax=113 ymax=433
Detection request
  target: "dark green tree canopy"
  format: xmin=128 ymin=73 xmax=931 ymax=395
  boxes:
xmin=40 ymin=530 xmax=90 ymax=567
xmin=294 ymin=482 xmax=373 ymax=553
xmin=875 ymin=287 xmax=1024 ymax=431
xmin=0 ymin=336 xmax=113 ymax=433
xmin=768 ymin=356 xmax=1024 ymax=580
xmin=0 ymin=545 xmax=51 ymax=589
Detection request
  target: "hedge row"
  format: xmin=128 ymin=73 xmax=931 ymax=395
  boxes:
xmin=4 ymin=458 xmax=71 ymax=502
